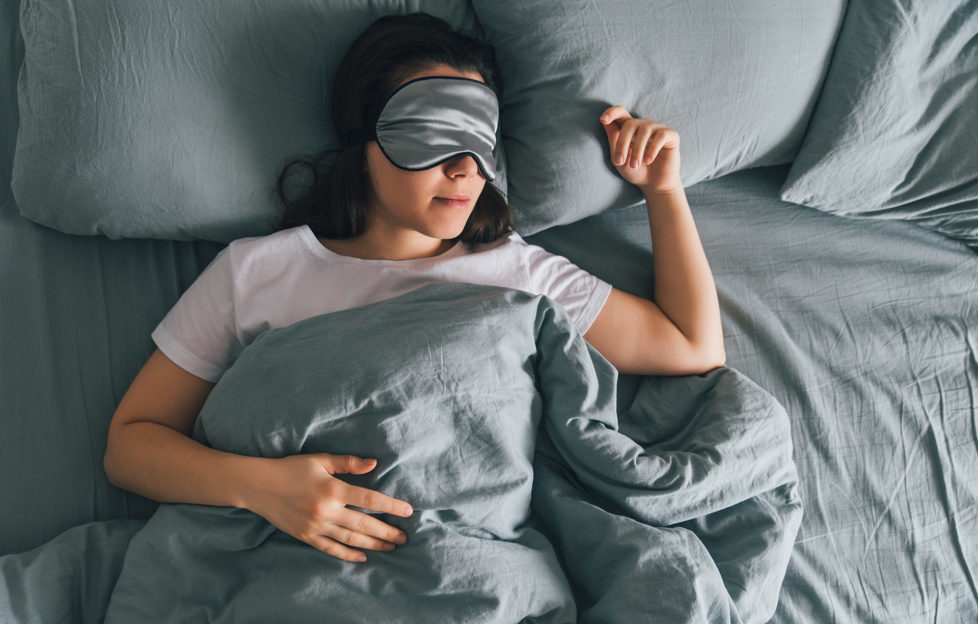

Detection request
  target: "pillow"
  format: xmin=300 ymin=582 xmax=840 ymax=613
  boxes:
xmin=470 ymin=0 xmax=846 ymax=235
xmin=12 ymin=0 xmax=504 ymax=242
xmin=780 ymin=0 xmax=978 ymax=250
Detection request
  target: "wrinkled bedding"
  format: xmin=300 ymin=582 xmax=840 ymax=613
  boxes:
xmin=2 ymin=0 xmax=978 ymax=620
xmin=82 ymin=283 xmax=797 ymax=623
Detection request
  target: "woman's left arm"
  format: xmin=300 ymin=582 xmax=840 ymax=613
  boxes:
xmin=583 ymin=106 xmax=725 ymax=376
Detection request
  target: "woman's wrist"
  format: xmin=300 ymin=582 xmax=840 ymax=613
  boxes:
xmin=226 ymin=453 xmax=272 ymax=512
xmin=640 ymin=181 xmax=685 ymax=200
xmin=641 ymin=184 xmax=690 ymax=218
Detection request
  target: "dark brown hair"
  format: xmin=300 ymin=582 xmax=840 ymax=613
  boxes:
xmin=277 ymin=13 xmax=512 ymax=246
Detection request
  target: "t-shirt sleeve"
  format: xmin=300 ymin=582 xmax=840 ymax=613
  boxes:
xmin=519 ymin=240 xmax=613 ymax=335
xmin=151 ymin=248 xmax=243 ymax=382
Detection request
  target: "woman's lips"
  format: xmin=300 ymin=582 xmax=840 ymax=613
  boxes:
xmin=435 ymin=195 xmax=470 ymax=207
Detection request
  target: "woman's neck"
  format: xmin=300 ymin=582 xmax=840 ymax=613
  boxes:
xmin=317 ymin=230 xmax=455 ymax=261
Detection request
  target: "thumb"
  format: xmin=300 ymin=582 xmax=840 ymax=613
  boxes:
xmin=319 ymin=454 xmax=377 ymax=475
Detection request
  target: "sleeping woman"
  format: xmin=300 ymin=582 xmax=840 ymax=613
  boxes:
xmin=102 ymin=12 xmax=724 ymax=565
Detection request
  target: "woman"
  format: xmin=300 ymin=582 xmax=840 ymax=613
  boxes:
xmin=103 ymin=12 xmax=723 ymax=565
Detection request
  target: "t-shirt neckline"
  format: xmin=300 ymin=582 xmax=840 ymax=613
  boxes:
xmin=298 ymin=225 xmax=465 ymax=266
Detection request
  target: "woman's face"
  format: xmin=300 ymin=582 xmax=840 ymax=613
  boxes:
xmin=363 ymin=64 xmax=489 ymax=243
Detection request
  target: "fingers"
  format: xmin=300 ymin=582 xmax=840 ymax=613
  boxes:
xmin=640 ymin=128 xmax=680 ymax=167
xmin=599 ymin=106 xmax=627 ymax=156
xmin=305 ymin=512 xmax=406 ymax=562
xmin=283 ymin=453 xmax=415 ymax=564
xmin=320 ymin=453 xmax=378 ymax=475
xmin=599 ymin=105 xmax=632 ymax=126
xmin=306 ymin=533 xmax=372 ymax=563
xmin=302 ymin=499 xmax=410 ymax=564
xmin=336 ymin=477 xmax=414 ymax=518
xmin=614 ymin=120 xmax=666 ymax=167
xmin=633 ymin=124 xmax=657 ymax=166
xmin=614 ymin=118 xmax=640 ymax=166
xmin=599 ymin=107 xmax=676 ymax=168
xmin=298 ymin=484 xmax=412 ymax=564
xmin=334 ymin=506 xmax=409 ymax=548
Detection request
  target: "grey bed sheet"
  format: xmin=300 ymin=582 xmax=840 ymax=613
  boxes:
xmin=529 ymin=172 xmax=978 ymax=622
xmin=2 ymin=3 xmax=977 ymax=623
xmin=0 ymin=1 xmax=222 ymax=554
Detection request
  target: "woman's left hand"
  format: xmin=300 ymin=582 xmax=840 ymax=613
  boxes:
xmin=600 ymin=106 xmax=682 ymax=194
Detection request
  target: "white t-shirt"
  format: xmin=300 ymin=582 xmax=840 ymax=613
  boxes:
xmin=152 ymin=225 xmax=613 ymax=382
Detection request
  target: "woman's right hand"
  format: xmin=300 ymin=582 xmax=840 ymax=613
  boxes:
xmin=243 ymin=453 xmax=413 ymax=563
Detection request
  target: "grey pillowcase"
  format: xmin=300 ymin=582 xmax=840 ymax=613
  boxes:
xmin=12 ymin=0 xmax=503 ymax=242
xmin=780 ymin=0 xmax=978 ymax=250
xmin=470 ymin=0 xmax=846 ymax=235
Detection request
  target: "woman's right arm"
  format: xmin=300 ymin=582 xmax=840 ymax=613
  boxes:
xmin=103 ymin=348 xmax=413 ymax=562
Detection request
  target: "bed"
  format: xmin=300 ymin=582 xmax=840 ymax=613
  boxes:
xmin=1 ymin=1 xmax=976 ymax=623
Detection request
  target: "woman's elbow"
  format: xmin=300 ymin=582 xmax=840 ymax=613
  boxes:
xmin=103 ymin=430 xmax=122 ymax=487
xmin=705 ymin=344 xmax=727 ymax=371
xmin=620 ymin=342 xmax=725 ymax=376
xmin=102 ymin=417 xmax=132 ymax=488
xmin=683 ymin=342 xmax=726 ymax=375
xmin=699 ymin=340 xmax=726 ymax=370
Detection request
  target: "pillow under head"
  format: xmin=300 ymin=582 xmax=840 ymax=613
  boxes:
xmin=12 ymin=0 xmax=500 ymax=242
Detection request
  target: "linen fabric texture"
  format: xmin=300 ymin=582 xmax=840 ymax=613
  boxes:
xmin=106 ymin=283 xmax=802 ymax=623
xmin=151 ymin=226 xmax=612 ymax=382
xmin=12 ymin=0 xmax=505 ymax=242
xmin=469 ymin=0 xmax=847 ymax=234
xmin=779 ymin=0 xmax=978 ymax=250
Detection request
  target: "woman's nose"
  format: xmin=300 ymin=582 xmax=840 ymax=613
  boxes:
xmin=445 ymin=154 xmax=480 ymax=178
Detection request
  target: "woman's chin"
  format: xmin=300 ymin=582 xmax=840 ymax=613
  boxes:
xmin=429 ymin=227 xmax=467 ymax=243
xmin=425 ymin=217 xmax=472 ymax=241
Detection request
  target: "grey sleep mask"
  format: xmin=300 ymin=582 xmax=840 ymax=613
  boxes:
xmin=344 ymin=76 xmax=499 ymax=181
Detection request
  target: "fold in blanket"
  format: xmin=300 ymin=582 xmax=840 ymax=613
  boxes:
xmin=100 ymin=283 xmax=800 ymax=623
